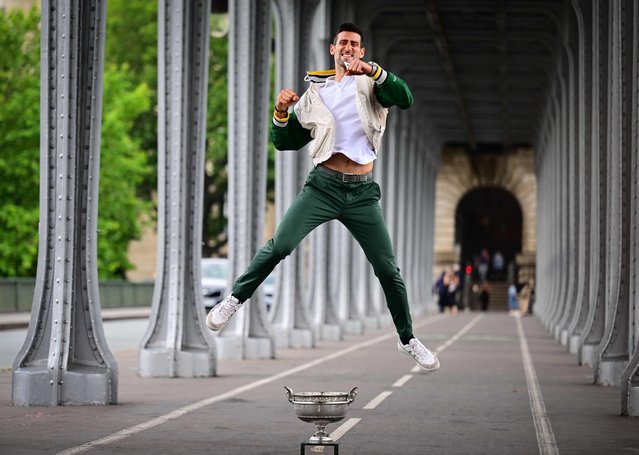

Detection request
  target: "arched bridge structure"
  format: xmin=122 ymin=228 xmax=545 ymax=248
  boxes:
xmin=9 ymin=0 xmax=639 ymax=423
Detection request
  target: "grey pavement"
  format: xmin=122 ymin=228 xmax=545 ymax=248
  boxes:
xmin=1 ymin=313 xmax=638 ymax=454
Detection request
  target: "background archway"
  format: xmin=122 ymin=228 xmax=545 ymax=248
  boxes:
xmin=433 ymin=148 xmax=536 ymax=286
xmin=455 ymin=186 xmax=523 ymax=281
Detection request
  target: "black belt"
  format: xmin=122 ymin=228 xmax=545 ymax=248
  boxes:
xmin=316 ymin=164 xmax=373 ymax=183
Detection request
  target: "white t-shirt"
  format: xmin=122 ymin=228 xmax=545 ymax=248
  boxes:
xmin=319 ymin=76 xmax=376 ymax=164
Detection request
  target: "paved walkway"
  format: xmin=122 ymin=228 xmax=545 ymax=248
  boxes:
xmin=1 ymin=313 xmax=638 ymax=454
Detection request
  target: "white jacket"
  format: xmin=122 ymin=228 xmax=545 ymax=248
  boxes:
xmin=294 ymin=76 xmax=389 ymax=165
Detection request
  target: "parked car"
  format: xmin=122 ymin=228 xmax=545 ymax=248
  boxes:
xmin=201 ymin=258 xmax=228 ymax=311
xmin=201 ymin=258 xmax=278 ymax=312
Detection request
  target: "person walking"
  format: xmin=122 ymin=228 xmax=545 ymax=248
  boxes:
xmin=479 ymin=281 xmax=491 ymax=312
xmin=508 ymin=282 xmax=520 ymax=317
xmin=206 ymin=22 xmax=439 ymax=372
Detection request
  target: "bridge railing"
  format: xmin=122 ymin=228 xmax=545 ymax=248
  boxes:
xmin=0 ymin=279 xmax=154 ymax=313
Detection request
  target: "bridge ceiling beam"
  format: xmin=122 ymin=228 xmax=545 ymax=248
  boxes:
xmin=354 ymin=0 xmax=561 ymax=150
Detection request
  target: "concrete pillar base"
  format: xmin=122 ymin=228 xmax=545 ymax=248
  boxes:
xmin=138 ymin=348 xmax=215 ymax=378
xmin=343 ymin=320 xmax=364 ymax=335
xmin=321 ymin=324 xmax=341 ymax=341
xmin=215 ymin=336 xmax=244 ymax=360
xmin=13 ymin=365 xmax=116 ymax=406
xmin=290 ymin=329 xmax=314 ymax=349
xmin=553 ymin=325 xmax=561 ymax=340
xmin=273 ymin=329 xmax=314 ymax=349
xmin=244 ymin=337 xmax=274 ymax=360
xmin=559 ymin=329 xmax=569 ymax=347
xmin=597 ymin=359 xmax=627 ymax=387
xmin=580 ymin=343 xmax=597 ymax=367
xmin=568 ymin=335 xmax=581 ymax=355
xmin=364 ymin=316 xmax=380 ymax=330
xmin=628 ymin=387 xmax=639 ymax=417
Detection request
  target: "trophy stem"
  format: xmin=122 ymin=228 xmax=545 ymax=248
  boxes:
xmin=309 ymin=424 xmax=333 ymax=443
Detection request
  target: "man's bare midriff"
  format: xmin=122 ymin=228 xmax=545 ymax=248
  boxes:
xmin=322 ymin=152 xmax=374 ymax=174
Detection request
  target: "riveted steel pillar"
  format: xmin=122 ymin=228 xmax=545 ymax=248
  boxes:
xmin=12 ymin=0 xmax=117 ymax=406
xmin=425 ymin=140 xmax=441 ymax=312
xmin=558 ymin=9 xmax=580 ymax=348
xmin=321 ymin=222 xmax=348 ymax=339
xmin=620 ymin=0 xmax=639 ymax=417
xmin=379 ymin=114 xmax=399 ymax=325
xmin=417 ymin=131 xmax=435 ymax=312
xmin=365 ymin=132 xmax=392 ymax=329
xmin=297 ymin=1 xmax=340 ymax=340
xmin=578 ymin=0 xmax=608 ymax=367
xmin=594 ymin=0 xmax=633 ymax=387
xmin=219 ymin=0 xmax=274 ymax=360
xmin=537 ymin=89 xmax=562 ymax=328
xmin=551 ymin=60 xmax=571 ymax=340
xmin=363 ymin=160 xmax=385 ymax=330
xmin=566 ymin=0 xmax=594 ymax=356
xmin=395 ymin=112 xmax=410 ymax=285
xmin=548 ymin=78 xmax=566 ymax=333
xmin=270 ymin=0 xmax=320 ymax=349
xmin=404 ymin=123 xmax=420 ymax=314
xmin=139 ymin=0 xmax=215 ymax=378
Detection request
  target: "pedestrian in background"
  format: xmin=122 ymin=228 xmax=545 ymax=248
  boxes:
xmin=508 ymin=282 xmax=520 ymax=317
xmin=479 ymin=281 xmax=491 ymax=311
xmin=478 ymin=248 xmax=490 ymax=282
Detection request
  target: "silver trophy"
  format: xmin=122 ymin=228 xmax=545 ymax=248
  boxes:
xmin=284 ymin=386 xmax=358 ymax=445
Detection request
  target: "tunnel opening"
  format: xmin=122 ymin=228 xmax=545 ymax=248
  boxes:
xmin=455 ymin=186 xmax=522 ymax=282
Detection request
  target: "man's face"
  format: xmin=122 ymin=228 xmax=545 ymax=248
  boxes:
xmin=330 ymin=31 xmax=365 ymax=68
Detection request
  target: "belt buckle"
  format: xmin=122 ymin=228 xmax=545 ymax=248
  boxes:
xmin=342 ymin=172 xmax=355 ymax=183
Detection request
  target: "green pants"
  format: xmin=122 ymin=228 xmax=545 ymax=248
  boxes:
xmin=232 ymin=166 xmax=413 ymax=338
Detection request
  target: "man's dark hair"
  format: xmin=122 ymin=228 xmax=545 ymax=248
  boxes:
xmin=333 ymin=22 xmax=364 ymax=44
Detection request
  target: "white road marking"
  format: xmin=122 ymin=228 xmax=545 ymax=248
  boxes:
xmin=516 ymin=317 xmax=559 ymax=455
xmin=392 ymin=374 xmax=413 ymax=387
xmin=363 ymin=391 xmax=393 ymax=410
xmin=411 ymin=313 xmax=484 ymax=372
xmin=57 ymin=315 xmax=446 ymax=455
xmin=329 ymin=417 xmax=361 ymax=441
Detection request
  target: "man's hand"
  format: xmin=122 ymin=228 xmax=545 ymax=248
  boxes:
xmin=275 ymin=89 xmax=299 ymax=112
xmin=345 ymin=60 xmax=373 ymax=76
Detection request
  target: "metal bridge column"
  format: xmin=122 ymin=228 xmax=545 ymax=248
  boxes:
xmin=551 ymin=60 xmax=571 ymax=340
xmin=558 ymin=9 xmax=580 ymax=348
xmin=578 ymin=0 xmax=608 ymax=367
xmin=377 ymin=116 xmax=398 ymax=324
xmin=566 ymin=0 xmax=594 ymax=356
xmin=620 ymin=0 xmax=639 ymax=417
xmin=368 ymin=132 xmax=393 ymax=329
xmin=269 ymin=0 xmax=320 ymax=349
xmin=139 ymin=0 xmax=215 ymax=377
xmin=405 ymin=123 xmax=421 ymax=314
xmin=12 ymin=0 xmax=117 ymax=405
xmin=594 ymin=0 xmax=633 ymax=387
xmin=537 ymin=90 xmax=562 ymax=328
xmin=395 ymin=112 xmax=410 ymax=290
xmin=219 ymin=0 xmax=275 ymax=359
xmin=425 ymin=139 xmax=440 ymax=312
xmin=295 ymin=2 xmax=342 ymax=341
xmin=546 ymin=78 xmax=566 ymax=335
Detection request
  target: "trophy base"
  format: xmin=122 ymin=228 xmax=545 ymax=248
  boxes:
xmin=301 ymin=441 xmax=339 ymax=454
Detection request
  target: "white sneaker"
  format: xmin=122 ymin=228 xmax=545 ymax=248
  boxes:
xmin=398 ymin=337 xmax=440 ymax=372
xmin=206 ymin=294 xmax=242 ymax=331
